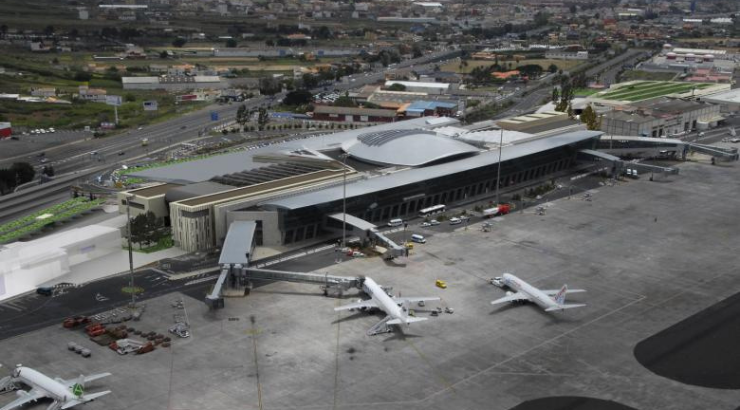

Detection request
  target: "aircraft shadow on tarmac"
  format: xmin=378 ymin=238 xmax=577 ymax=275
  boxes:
xmin=489 ymin=302 xmax=577 ymax=324
xmin=508 ymin=396 xmax=639 ymax=410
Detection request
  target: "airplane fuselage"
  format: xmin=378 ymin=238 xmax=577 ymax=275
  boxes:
xmin=503 ymin=273 xmax=559 ymax=311
xmin=362 ymin=277 xmax=404 ymax=322
xmin=14 ymin=367 xmax=75 ymax=403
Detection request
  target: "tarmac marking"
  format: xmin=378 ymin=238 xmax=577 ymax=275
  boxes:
xmin=332 ymin=306 xmax=342 ymax=410
xmin=184 ymin=275 xmax=219 ymax=286
xmin=249 ymin=318 xmax=264 ymax=410
xmin=404 ymin=337 xmax=456 ymax=393
xmin=423 ymin=294 xmax=647 ymax=402
xmin=2 ymin=303 xmax=24 ymax=312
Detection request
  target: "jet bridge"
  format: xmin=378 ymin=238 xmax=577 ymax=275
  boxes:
xmin=579 ymin=149 xmax=680 ymax=176
xmin=326 ymin=213 xmax=407 ymax=259
xmin=686 ymin=143 xmax=739 ymax=162
xmin=206 ymin=221 xmax=256 ymax=309
xmin=206 ymin=220 xmax=363 ymax=309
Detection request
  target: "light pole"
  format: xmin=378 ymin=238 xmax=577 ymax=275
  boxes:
xmin=124 ymin=193 xmax=136 ymax=308
xmin=340 ymin=153 xmax=349 ymax=253
xmin=495 ymin=128 xmax=504 ymax=205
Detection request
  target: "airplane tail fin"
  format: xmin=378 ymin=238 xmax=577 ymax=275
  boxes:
xmin=554 ymin=284 xmax=567 ymax=305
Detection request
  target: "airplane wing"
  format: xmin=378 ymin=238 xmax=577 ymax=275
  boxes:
xmin=541 ymin=289 xmax=586 ymax=295
xmin=60 ymin=391 xmax=112 ymax=410
xmin=387 ymin=316 xmax=428 ymax=325
xmin=0 ymin=389 xmax=46 ymax=410
xmin=393 ymin=296 xmax=441 ymax=304
xmin=334 ymin=299 xmax=378 ymax=311
xmin=491 ymin=292 xmax=531 ymax=305
xmin=62 ymin=372 xmax=112 ymax=387
xmin=545 ymin=303 xmax=587 ymax=312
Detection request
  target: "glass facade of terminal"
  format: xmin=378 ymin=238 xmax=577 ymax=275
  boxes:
xmin=279 ymin=137 xmax=598 ymax=244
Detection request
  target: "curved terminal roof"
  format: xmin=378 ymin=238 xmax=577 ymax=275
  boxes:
xmin=342 ymin=129 xmax=479 ymax=167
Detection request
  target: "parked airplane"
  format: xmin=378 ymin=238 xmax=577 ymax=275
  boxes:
xmin=334 ymin=277 xmax=439 ymax=334
xmin=491 ymin=273 xmax=586 ymax=312
xmin=0 ymin=365 xmax=111 ymax=410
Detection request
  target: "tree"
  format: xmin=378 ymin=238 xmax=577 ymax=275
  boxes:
xmin=259 ymin=77 xmax=281 ymax=95
xmin=333 ymin=96 xmax=356 ymax=107
xmin=41 ymin=165 xmax=55 ymax=177
xmin=159 ymin=51 xmax=169 ymax=59
xmin=74 ymin=71 xmax=92 ymax=82
xmin=283 ymin=90 xmax=313 ymax=106
xmin=225 ymin=38 xmax=237 ymax=48
xmin=44 ymin=25 xmax=55 ymax=36
xmin=0 ymin=169 xmax=14 ymax=195
xmin=580 ymin=104 xmax=601 ymax=130
xmin=302 ymin=73 xmax=318 ymax=89
xmin=551 ymin=87 xmax=560 ymax=104
xmin=124 ymin=93 xmax=136 ymax=102
xmin=172 ymin=37 xmax=187 ymax=48
xmin=10 ymin=162 xmax=35 ymax=185
xmin=257 ymin=107 xmax=269 ymax=131
xmin=236 ymin=104 xmax=249 ymax=126
xmin=386 ymin=83 xmax=407 ymax=92
xmin=412 ymin=44 xmax=423 ymax=58
xmin=548 ymin=63 xmax=558 ymax=73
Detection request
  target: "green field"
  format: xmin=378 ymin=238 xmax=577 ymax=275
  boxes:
xmin=0 ymin=197 xmax=105 ymax=244
xmin=443 ymin=58 xmax=584 ymax=74
xmin=573 ymin=88 xmax=601 ymax=96
xmin=620 ymin=70 xmax=677 ymax=82
xmin=0 ymin=53 xmax=207 ymax=129
xmin=598 ymin=81 xmax=712 ymax=102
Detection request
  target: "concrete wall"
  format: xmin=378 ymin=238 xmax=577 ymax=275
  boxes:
xmin=170 ymin=203 xmax=215 ymax=252
xmin=116 ymin=192 xmax=168 ymax=219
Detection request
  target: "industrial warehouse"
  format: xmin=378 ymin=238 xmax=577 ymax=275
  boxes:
xmin=116 ymin=113 xmax=728 ymax=254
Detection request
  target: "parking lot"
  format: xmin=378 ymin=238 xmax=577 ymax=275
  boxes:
xmin=1 ymin=158 xmax=740 ymax=410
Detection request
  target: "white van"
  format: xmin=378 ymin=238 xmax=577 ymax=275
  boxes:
xmin=449 ymin=217 xmax=462 ymax=225
xmin=387 ymin=218 xmax=404 ymax=227
xmin=411 ymin=234 xmax=426 ymax=244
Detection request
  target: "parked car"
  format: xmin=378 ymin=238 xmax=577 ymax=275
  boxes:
xmin=169 ymin=323 xmax=190 ymax=338
xmin=449 ymin=217 xmax=462 ymax=225
xmin=36 ymin=286 xmax=54 ymax=296
xmin=430 ymin=219 xmax=440 ymax=226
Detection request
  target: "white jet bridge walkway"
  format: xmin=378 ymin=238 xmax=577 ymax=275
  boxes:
xmin=579 ymin=149 xmax=680 ymax=176
xmin=206 ymin=221 xmax=362 ymax=309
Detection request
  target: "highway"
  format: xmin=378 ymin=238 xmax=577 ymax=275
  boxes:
xmin=0 ymin=50 xmax=460 ymax=223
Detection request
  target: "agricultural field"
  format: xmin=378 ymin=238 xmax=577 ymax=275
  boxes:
xmin=0 ymin=52 xmax=207 ymax=129
xmin=596 ymin=81 xmax=712 ymax=102
xmin=442 ymin=58 xmax=584 ymax=74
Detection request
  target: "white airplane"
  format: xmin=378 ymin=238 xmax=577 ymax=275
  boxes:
xmin=491 ymin=273 xmax=586 ymax=312
xmin=0 ymin=365 xmax=111 ymax=410
xmin=334 ymin=277 xmax=439 ymax=333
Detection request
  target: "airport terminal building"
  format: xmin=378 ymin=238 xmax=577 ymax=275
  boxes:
xmin=121 ymin=117 xmax=602 ymax=252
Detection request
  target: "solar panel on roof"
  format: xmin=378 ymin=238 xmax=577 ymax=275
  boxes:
xmin=357 ymin=129 xmax=436 ymax=147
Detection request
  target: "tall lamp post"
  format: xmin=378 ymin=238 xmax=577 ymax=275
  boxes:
xmin=124 ymin=193 xmax=136 ymax=308
xmin=495 ymin=128 xmax=504 ymax=205
xmin=340 ymin=153 xmax=349 ymax=253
